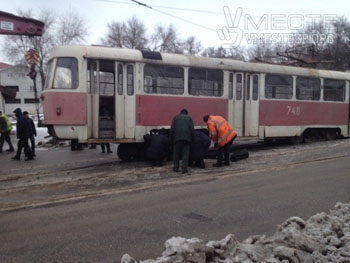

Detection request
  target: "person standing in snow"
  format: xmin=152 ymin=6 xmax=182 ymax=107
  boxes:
xmin=23 ymin=111 xmax=37 ymax=157
xmin=11 ymin=108 xmax=33 ymax=161
xmin=169 ymin=109 xmax=195 ymax=174
xmin=0 ymin=111 xmax=15 ymax=153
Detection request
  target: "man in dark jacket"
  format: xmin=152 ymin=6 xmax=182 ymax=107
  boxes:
xmin=11 ymin=108 xmax=33 ymax=161
xmin=143 ymin=130 xmax=170 ymax=167
xmin=169 ymin=109 xmax=195 ymax=174
xmin=23 ymin=111 xmax=37 ymax=157
xmin=190 ymin=130 xmax=211 ymax=169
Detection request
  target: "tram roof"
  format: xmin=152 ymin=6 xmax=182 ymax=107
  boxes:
xmin=50 ymin=45 xmax=350 ymax=80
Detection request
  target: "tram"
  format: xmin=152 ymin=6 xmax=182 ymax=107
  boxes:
xmin=40 ymin=45 xmax=350 ymax=158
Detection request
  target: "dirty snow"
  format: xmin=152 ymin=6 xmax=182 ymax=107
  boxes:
xmin=122 ymin=202 xmax=350 ymax=263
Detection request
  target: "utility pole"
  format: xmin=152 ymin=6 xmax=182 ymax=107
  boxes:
xmin=25 ymin=48 xmax=41 ymax=125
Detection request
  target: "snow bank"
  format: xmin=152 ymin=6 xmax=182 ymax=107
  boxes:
xmin=122 ymin=202 xmax=350 ymax=263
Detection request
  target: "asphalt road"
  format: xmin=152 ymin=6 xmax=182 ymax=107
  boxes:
xmin=1 ymin=140 xmax=350 ymax=262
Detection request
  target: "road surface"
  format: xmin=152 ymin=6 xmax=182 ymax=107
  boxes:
xmin=0 ymin=139 xmax=350 ymax=262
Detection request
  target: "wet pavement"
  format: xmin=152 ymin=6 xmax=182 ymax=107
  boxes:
xmin=1 ymin=138 xmax=350 ymax=211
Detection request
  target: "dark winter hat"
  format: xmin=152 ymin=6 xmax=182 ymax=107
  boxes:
xmin=13 ymin=108 xmax=22 ymax=116
xmin=203 ymin=115 xmax=209 ymax=122
xmin=23 ymin=111 xmax=29 ymax=115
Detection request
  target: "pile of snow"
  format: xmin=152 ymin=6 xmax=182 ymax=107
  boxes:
xmin=122 ymin=202 xmax=350 ymax=263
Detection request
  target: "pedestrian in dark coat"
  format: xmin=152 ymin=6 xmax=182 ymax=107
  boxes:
xmin=11 ymin=108 xmax=33 ymax=161
xmin=23 ymin=111 xmax=37 ymax=157
xmin=169 ymin=109 xmax=195 ymax=174
xmin=143 ymin=131 xmax=170 ymax=167
xmin=190 ymin=130 xmax=211 ymax=168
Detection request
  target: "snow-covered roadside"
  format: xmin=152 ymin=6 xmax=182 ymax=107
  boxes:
xmin=122 ymin=202 xmax=350 ymax=263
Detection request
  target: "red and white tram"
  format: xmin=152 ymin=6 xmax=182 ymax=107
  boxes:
xmin=41 ymin=45 xmax=350 ymax=158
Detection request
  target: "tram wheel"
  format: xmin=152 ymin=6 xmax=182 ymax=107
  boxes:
xmin=326 ymin=129 xmax=337 ymax=140
xmin=290 ymin=135 xmax=304 ymax=145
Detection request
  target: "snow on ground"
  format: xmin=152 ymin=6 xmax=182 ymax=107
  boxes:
xmin=122 ymin=202 xmax=350 ymax=263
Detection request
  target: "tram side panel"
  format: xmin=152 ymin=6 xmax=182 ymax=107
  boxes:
xmin=41 ymin=91 xmax=89 ymax=140
xmin=259 ymin=99 xmax=349 ymax=139
xmin=135 ymin=95 xmax=229 ymax=140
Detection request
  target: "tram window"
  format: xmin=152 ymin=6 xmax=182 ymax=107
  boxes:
xmin=296 ymin=77 xmax=320 ymax=100
xmin=265 ymin=74 xmax=293 ymax=99
xmin=324 ymin=79 xmax=345 ymax=101
xmin=127 ymin=65 xmax=134 ymax=96
xmin=44 ymin=60 xmax=53 ymax=90
xmin=117 ymin=64 xmax=123 ymax=95
xmin=99 ymin=71 xmax=114 ymax=96
xmin=53 ymin=58 xmax=78 ymax=89
xmin=246 ymin=75 xmax=250 ymax=100
xmin=229 ymin=73 xmax=233 ymax=99
xmin=144 ymin=64 xmax=184 ymax=95
xmin=236 ymin=74 xmax=242 ymax=100
xmin=189 ymin=68 xmax=223 ymax=97
xmin=253 ymin=75 xmax=259 ymax=100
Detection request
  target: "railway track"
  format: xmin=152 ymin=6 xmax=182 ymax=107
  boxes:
xmin=1 ymin=139 xmax=349 ymax=212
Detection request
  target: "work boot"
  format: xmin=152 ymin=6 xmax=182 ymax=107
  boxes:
xmin=11 ymin=156 xmax=20 ymax=160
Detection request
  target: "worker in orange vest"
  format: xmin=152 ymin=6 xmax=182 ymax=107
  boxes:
xmin=203 ymin=115 xmax=237 ymax=167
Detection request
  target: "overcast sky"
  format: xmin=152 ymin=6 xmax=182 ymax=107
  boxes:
xmin=1 ymin=0 xmax=349 ymax=63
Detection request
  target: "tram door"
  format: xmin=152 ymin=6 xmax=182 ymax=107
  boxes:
xmin=90 ymin=60 xmax=116 ymax=139
xmin=115 ymin=62 xmax=136 ymax=139
xmin=244 ymin=73 xmax=259 ymax=136
xmin=229 ymin=72 xmax=259 ymax=137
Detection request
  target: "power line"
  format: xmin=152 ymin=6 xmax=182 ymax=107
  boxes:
xmin=97 ymin=0 xmax=217 ymax=32
xmin=97 ymin=0 xmax=222 ymax=15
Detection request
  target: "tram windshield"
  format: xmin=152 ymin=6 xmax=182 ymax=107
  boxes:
xmin=45 ymin=57 xmax=79 ymax=90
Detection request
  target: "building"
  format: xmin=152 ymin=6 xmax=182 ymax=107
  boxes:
xmin=0 ymin=63 xmax=42 ymax=116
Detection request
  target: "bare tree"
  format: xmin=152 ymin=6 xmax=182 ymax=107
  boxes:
xmin=200 ymin=46 xmax=246 ymax=60
xmin=101 ymin=15 xmax=147 ymax=49
xmin=2 ymin=9 xmax=88 ymax=90
xmin=2 ymin=9 xmax=56 ymax=90
xmin=1 ymin=9 xmax=87 ymax=122
xmin=321 ymin=16 xmax=350 ymax=70
xmin=123 ymin=15 xmax=148 ymax=49
xmin=150 ymin=24 xmax=182 ymax=53
xmin=252 ymin=16 xmax=350 ymax=70
xmin=55 ymin=9 xmax=88 ymax=45
xmin=101 ymin=21 xmax=124 ymax=47
xmin=181 ymin=36 xmax=202 ymax=56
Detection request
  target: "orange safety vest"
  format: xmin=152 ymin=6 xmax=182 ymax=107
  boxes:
xmin=207 ymin=115 xmax=237 ymax=148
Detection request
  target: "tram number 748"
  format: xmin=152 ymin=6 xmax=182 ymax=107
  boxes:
xmin=287 ymin=105 xmax=301 ymax=116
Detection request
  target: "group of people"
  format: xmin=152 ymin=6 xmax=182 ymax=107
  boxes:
xmin=143 ymin=109 xmax=237 ymax=174
xmin=0 ymin=108 xmax=37 ymax=161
